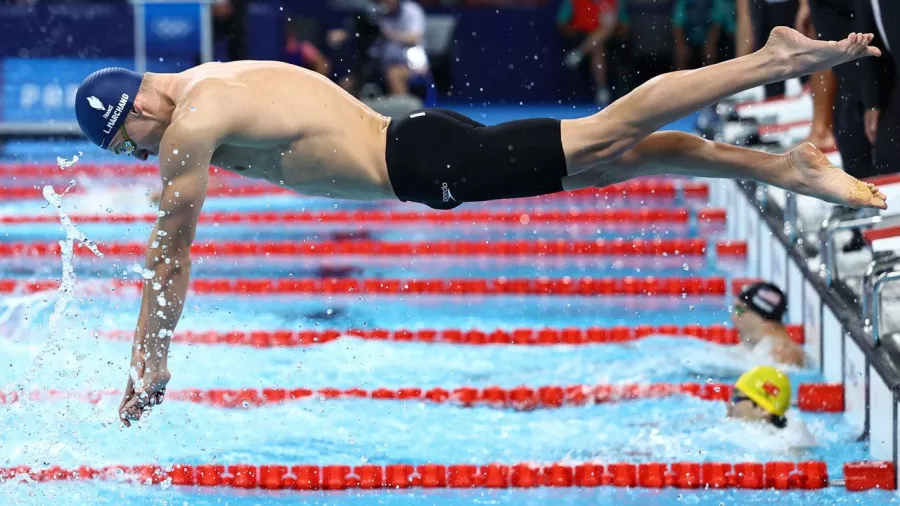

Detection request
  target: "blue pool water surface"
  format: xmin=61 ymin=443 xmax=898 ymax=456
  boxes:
xmin=0 ymin=108 xmax=893 ymax=506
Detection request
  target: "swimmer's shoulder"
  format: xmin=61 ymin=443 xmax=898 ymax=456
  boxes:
xmin=169 ymin=77 xmax=248 ymax=135
xmin=770 ymin=338 xmax=805 ymax=367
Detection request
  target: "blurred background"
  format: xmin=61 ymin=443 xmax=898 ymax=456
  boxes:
xmin=0 ymin=0 xmax=743 ymax=128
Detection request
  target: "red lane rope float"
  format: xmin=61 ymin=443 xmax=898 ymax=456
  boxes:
xmin=0 ymin=276 xmax=731 ymax=296
xmin=0 ymin=208 xmax=726 ymax=225
xmin=0 ymin=239 xmax=746 ymax=258
xmin=0 ymin=183 xmax=706 ymax=202
xmin=0 ymin=165 xmax=708 ymax=199
xmin=5 ymin=460 xmax=892 ymax=492
xmin=0 ymin=382 xmax=843 ymax=413
xmin=99 ymin=324 xmax=805 ymax=348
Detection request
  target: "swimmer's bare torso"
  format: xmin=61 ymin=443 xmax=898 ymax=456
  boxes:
xmin=161 ymin=61 xmax=395 ymax=200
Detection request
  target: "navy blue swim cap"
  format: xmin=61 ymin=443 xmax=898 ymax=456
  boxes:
xmin=75 ymin=68 xmax=144 ymax=149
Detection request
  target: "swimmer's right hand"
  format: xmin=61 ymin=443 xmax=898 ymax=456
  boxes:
xmin=118 ymin=366 xmax=171 ymax=427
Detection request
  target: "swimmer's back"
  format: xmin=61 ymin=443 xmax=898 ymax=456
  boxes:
xmin=170 ymin=61 xmax=393 ymax=200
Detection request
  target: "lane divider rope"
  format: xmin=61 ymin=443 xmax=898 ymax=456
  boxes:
xmin=1 ymin=460 xmax=893 ymax=491
xmin=0 ymin=276 xmax=734 ymax=296
xmin=0 ymin=184 xmax=707 ymax=201
xmin=0 ymin=166 xmax=709 ymax=199
xmin=0 ymin=208 xmax=727 ymax=225
xmin=99 ymin=324 xmax=804 ymax=348
xmin=0 ymin=239 xmax=747 ymax=258
xmin=0 ymin=383 xmax=844 ymax=413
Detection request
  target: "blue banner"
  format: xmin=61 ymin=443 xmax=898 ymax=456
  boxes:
xmin=0 ymin=3 xmax=134 ymax=58
xmin=144 ymin=2 xmax=203 ymax=61
xmin=0 ymin=58 xmax=133 ymax=123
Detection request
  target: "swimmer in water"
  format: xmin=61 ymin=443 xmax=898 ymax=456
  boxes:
xmin=73 ymin=28 xmax=887 ymax=425
xmin=683 ymin=282 xmax=805 ymax=377
xmin=732 ymin=282 xmax=805 ymax=367
xmin=727 ymin=366 xmax=792 ymax=429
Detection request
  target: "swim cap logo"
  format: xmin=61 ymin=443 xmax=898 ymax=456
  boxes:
xmin=86 ymin=96 xmax=105 ymax=111
xmin=752 ymin=295 xmax=774 ymax=313
xmin=756 ymin=288 xmax=782 ymax=306
xmin=762 ymin=381 xmax=780 ymax=397
xmin=441 ymin=182 xmax=455 ymax=203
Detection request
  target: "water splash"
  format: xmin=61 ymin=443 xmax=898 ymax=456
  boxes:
xmin=55 ymin=152 xmax=81 ymax=170
xmin=3 ymin=182 xmax=103 ymax=398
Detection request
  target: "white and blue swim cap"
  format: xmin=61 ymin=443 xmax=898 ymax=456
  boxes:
xmin=75 ymin=67 xmax=144 ymax=149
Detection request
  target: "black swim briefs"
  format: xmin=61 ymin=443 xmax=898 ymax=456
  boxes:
xmin=384 ymin=109 xmax=568 ymax=210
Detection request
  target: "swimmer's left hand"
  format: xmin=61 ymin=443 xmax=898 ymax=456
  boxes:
xmin=118 ymin=367 xmax=171 ymax=427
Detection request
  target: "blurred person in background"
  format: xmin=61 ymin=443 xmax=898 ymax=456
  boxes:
xmin=701 ymin=0 xmax=738 ymax=66
xmin=823 ymin=0 xmax=897 ymax=253
xmin=745 ymin=0 xmax=803 ymax=97
xmin=673 ymin=0 xmax=717 ymax=69
xmin=329 ymin=0 xmax=428 ymax=97
xmin=617 ymin=0 xmax=675 ymax=92
xmin=370 ymin=0 xmax=429 ymax=96
xmin=671 ymin=0 xmax=736 ymax=69
xmin=728 ymin=366 xmax=792 ymax=429
xmin=212 ymin=0 xmax=246 ymax=61
xmin=795 ymin=1 xmax=844 ymax=156
xmin=857 ymin=0 xmax=899 ymax=178
xmin=328 ymin=2 xmax=382 ymax=96
xmin=285 ymin=16 xmax=332 ymax=77
xmin=558 ymin=0 xmax=619 ymax=106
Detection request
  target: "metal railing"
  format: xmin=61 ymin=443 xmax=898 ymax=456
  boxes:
xmin=870 ymin=270 xmax=900 ymax=346
xmin=820 ymin=214 xmax=900 ymax=286
xmin=862 ymin=254 xmax=900 ymax=332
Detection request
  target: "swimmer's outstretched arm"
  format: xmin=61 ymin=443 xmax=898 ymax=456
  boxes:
xmin=118 ymin=122 xmax=217 ymax=427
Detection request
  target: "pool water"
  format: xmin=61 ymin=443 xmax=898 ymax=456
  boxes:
xmin=0 ymin=111 xmax=896 ymax=506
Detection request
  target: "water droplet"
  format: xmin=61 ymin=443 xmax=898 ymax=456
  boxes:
xmin=172 ymin=149 xmax=179 ymax=155
xmin=189 ymin=106 xmax=197 ymax=112
xmin=682 ymin=263 xmax=690 ymax=271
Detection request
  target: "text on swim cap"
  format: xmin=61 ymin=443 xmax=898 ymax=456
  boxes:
xmin=102 ymin=93 xmax=130 ymax=136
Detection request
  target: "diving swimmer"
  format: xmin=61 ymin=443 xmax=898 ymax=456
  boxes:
xmin=72 ymin=27 xmax=887 ymax=426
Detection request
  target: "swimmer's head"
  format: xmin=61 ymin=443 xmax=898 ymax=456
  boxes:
xmin=732 ymin=282 xmax=787 ymax=331
xmin=75 ymin=68 xmax=165 ymax=161
xmin=728 ymin=366 xmax=791 ymax=429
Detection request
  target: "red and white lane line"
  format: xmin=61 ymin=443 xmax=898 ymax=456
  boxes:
xmin=0 ymin=208 xmax=728 ymax=225
xmin=97 ymin=323 xmax=803 ymax=348
xmin=0 ymin=382 xmax=843 ymax=413
xmin=0 ymin=276 xmax=736 ymax=296
xmin=0 ymin=239 xmax=747 ymax=258
xmin=5 ymin=460 xmax=894 ymax=492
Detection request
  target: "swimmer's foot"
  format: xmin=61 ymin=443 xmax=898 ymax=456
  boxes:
xmin=763 ymin=27 xmax=881 ymax=78
xmin=785 ymin=142 xmax=887 ymax=210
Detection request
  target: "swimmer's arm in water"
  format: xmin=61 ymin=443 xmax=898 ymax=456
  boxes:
xmin=119 ymin=120 xmax=220 ymax=427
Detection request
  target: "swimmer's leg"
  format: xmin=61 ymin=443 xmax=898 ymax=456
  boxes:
xmin=561 ymin=131 xmax=887 ymax=209
xmin=559 ymin=28 xmax=885 ymax=209
xmin=561 ymin=28 xmax=878 ymax=168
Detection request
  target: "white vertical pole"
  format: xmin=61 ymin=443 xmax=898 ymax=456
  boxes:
xmin=133 ymin=1 xmax=147 ymax=73
xmin=199 ymin=1 xmax=213 ymax=62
